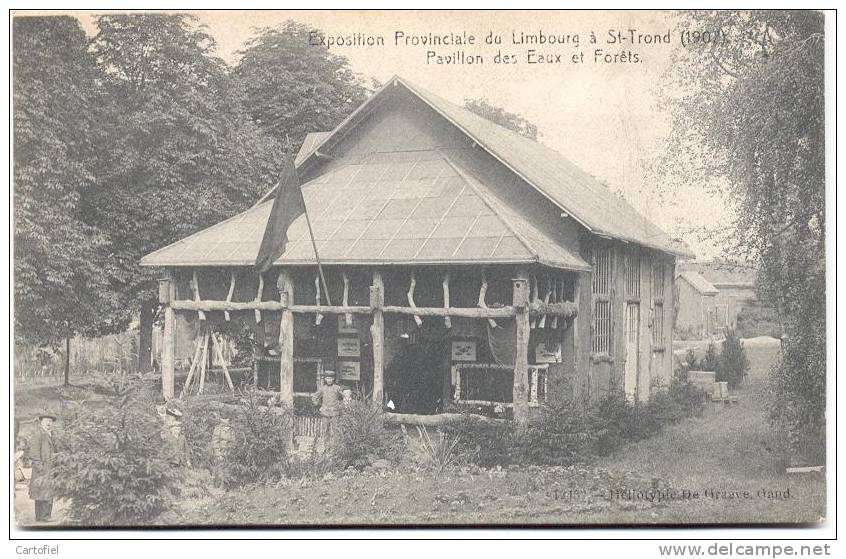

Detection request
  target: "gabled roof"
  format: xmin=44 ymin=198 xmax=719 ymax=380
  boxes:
xmin=678 ymin=260 xmax=757 ymax=287
xmin=295 ymin=131 xmax=331 ymax=166
xmin=140 ymin=150 xmax=590 ymax=270
xmin=678 ymin=271 xmax=719 ymax=295
xmin=299 ymin=76 xmax=692 ymax=258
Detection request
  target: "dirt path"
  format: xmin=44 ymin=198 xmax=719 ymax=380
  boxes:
xmin=597 ymin=378 xmax=825 ymax=523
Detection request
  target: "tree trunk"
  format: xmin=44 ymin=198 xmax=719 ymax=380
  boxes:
xmin=63 ymin=335 xmax=71 ymax=386
xmin=138 ymin=299 xmax=156 ymax=372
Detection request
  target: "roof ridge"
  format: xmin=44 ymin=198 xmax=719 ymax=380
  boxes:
xmin=437 ymin=150 xmax=538 ymax=264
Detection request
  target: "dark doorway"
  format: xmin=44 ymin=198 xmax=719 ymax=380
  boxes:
xmin=385 ymin=324 xmax=448 ymax=414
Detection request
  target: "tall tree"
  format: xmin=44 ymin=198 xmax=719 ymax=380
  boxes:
xmin=81 ymin=14 xmax=282 ymax=371
xmin=232 ymin=21 xmax=370 ymax=152
xmin=13 ymin=16 xmax=126 ymax=383
xmin=464 ymin=98 xmax=539 ymax=140
xmin=660 ymin=11 xmax=825 ymax=460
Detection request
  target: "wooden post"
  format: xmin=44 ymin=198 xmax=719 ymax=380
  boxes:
xmin=370 ymin=271 xmax=385 ymax=409
xmin=277 ymin=271 xmax=295 ymax=412
xmin=512 ymin=269 xmax=531 ymax=430
xmin=159 ymin=273 xmax=176 ymax=401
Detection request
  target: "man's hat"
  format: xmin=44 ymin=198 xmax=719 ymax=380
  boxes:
xmin=37 ymin=411 xmax=57 ymax=421
xmin=323 ymin=370 xmax=336 ymax=378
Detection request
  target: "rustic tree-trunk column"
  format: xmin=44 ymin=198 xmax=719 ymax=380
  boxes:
xmin=277 ymin=271 xmax=295 ymax=412
xmin=512 ymin=269 xmax=531 ymax=430
xmin=159 ymin=273 xmax=176 ymax=400
xmin=138 ymin=299 xmax=156 ymax=372
xmin=370 ymin=271 xmax=385 ymax=409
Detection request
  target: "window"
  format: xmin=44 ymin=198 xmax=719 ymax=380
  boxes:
xmin=652 ymin=261 xmax=666 ymax=347
xmin=625 ymin=251 xmax=641 ymax=300
xmin=591 ymin=245 xmax=613 ymax=355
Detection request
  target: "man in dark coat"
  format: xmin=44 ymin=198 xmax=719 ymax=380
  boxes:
xmin=27 ymin=413 xmax=56 ymax=522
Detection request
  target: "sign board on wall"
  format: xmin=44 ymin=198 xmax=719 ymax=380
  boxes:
xmin=451 ymin=339 xmax=477 ymax=362
xmin=338 ymin=360 xmax=361 ymax=381
xmin=337 ymin=337 xmax=361 ymax=358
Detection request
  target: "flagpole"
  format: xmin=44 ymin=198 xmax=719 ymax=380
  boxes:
xmin=301 ymin=191 xmax=332 ymax=307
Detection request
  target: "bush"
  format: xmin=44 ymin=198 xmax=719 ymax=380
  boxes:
xmin=51 ymin=386 xmax=179 ymax=525
xmin=404 ymin=425 xmax=463 ymax=474
xmin=442 ymin=416 xmax=514 ymax=467
xmin=222 ymin=391 xmax=291 ymax=488
xmin=700 ymin=342 xmax=720 ymax=372
xmin=716 ymin=329 xmax=750 ymax=388
xmin=332 ymin=400 xmax=402 ymax=469
xmin=515 ymin=397 xmax=603 ymax=466
xmin=181 ymin=399 xmax=232 ymax=470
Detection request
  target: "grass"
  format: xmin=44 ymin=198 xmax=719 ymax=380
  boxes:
xmin=15 ymin=343 xmax=825 ymax=526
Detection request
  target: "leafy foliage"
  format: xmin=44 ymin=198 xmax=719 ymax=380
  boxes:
xmin=332 ymin=400 xmax=402 ymax=469
xmin=442 ymin=417 xmax=514 ymax=468
xmin=232 ymin=20 xmax=370 ymax=151
xmin=222 ymin=391 xmax=291 ymax=487
xmin=82 ymin=14 xmax=283 ymax=345
xmin=516 ymin=397 xmax=603 ymax=466
xmin=404 ymin=426 xmax=463 ymax=474
xmin=463 ymin=97 xmax=539 ymax=140
xmin=50 ymin=380 xmax=179 ymax=525
xmin=716 ymin=330 xmax=750 ymax=388
xmin=13 ymin=16 xmax=130 ymax=346
xmin=660 ymin=10 xmax=825 ymax=459
xmin=700 ymin=342 xmax=720 ymax=372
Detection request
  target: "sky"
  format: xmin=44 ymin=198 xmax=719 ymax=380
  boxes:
xmin=70 ymin=9 xmax=731 ymax=259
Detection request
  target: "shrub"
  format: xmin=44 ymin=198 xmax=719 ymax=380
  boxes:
xmin=222 ymin=391 xmax=292 ymax=488
xmin=181 ymin=399 xmax=233 ymax=470
xmin=442 ymin=416 xmax=514 ymax=467
xmin=515 ymin=397 xmax=603 ymax=465
xmin=51 ymin=386 xmax=179 ymax=525
xmin=666 ymin=379 xmax=708 ymax=418
xmin=700 ymin=342 xmax=720 ymax=372
xmin=332 ymin=400 xmax=402 ymax=469
xmin=717 ymin=330 xmax=750 ymax=388
xmin=404 ymin=425 xmax=463 ymax=474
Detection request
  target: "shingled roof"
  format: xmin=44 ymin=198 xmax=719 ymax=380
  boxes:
xmin=141 ymin=75 xmax=688 ymax=269
xmin=298 ymin=76 xmax=692 ymax=258
xmin=140 ymin=150 xmax=590 ymax=270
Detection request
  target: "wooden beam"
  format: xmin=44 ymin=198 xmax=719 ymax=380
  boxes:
xmin=512 ymin=269 xmax=531 ymax=430
xmin=478 ymin=270 xmax=497 ymax=328
xmin=383 ymin=412 xmax=507 ymax=427
xmin=442 ymin=273 xmax=451 ymax=328
xmin=211 ymin=332 xmax=234 ymax=391
xmin=370 ymin=271 xmax=385 ymax=409
xmin=277 ymin=271 xmax=295 ymax=412
xmin=407 ymin=272 xmax=423 ymax=326
xmin=314 ymin=274 xmax=323 ymax=325
xmin=254 ymin=274 xmax=264 ymax=324
xmin=191 ymin=270 xmax=206 ymax=322
xmin=224 ymin=271 xmax=235 ymax=322
xmin=169 ymin=299 xmax=576 ymax=318
xmin=342 ymin=271 xmax=352 ymax=326
xmin=180 ymin=333 xmax=205 ymax=398
xmin=160 ymin=272 xmax=176 ymax=401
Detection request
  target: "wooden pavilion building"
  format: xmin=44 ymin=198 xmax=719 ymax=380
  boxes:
xmin=141 ymin=76 xmax=691 ymax=426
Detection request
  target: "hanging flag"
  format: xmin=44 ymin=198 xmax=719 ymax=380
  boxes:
xmin=254 ymin=161 xmax=305 ymax=274
xmin=254 ymin=159 xmax=333 ymax=305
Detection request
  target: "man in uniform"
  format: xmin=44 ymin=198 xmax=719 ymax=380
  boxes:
xmin=311 ymin=370 xmax=344 ymax=449
xmin=28 ymin=412 xmax=56 ymax=522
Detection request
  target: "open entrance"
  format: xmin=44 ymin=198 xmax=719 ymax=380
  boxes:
xmin=384 ymin=319 xmax=449 ymax=414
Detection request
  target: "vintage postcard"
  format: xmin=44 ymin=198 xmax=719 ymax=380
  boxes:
xmin=11 ymin=9 xmax=829 ymax=533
